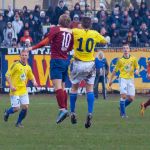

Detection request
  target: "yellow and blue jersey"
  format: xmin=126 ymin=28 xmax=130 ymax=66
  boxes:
xmin=72 ymin=28 xmax=107 ymax=61
xmin=115 ymin=55 xmax=139 ymax=79
xmin=5 ymin=61 xmax=34 ymax=96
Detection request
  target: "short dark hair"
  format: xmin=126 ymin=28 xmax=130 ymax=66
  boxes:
xmin=81 ymin=13 xmax=92 ymax=29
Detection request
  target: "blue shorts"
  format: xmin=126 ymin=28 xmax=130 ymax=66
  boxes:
xmin=50 ymin=59 xmax=69 ymax=82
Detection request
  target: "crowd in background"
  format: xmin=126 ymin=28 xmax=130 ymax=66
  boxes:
xmin=0 ymin=0 xmax=150 ymax=48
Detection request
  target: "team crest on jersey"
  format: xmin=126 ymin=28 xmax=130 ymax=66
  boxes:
xmin=124 ymin=63 xmax=131 ymax=72
xmin=20 ymin=73 xmax=26 ymax=80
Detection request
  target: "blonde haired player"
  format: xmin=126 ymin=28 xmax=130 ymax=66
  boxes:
xmin=4 ymin=50 xmax=37 ymax=127
xmin=69 ymin=14 xmax=107 ymax=128
xmin=109 ymin=42 xmax=139 ymax=118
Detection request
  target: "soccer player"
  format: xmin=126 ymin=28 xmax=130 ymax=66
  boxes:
xmin=69 ymin=14 xmax=107 ymax=128
xmin=4 ymin=50 xmax=37 ymax=128
xmin=140 ymin=59 xmax=150 ymax=116
xmin=27 ymin=14 xmax=73 ymax=124
xmin=109 ymin=42 xmax=139 ymax=118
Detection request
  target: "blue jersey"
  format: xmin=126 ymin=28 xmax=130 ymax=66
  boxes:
xmin=95 ymin=58 xmax=107 ymax=69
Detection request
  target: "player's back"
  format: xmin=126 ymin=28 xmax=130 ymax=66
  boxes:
xmin=72 ymin=28 xmax=106 ymax=61
xmin=48 ymin=26 xmax=74 ymax=59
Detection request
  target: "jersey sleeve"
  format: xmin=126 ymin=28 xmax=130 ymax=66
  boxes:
xmin=27 ymin=66 xmax=34 ymax=80
xmin=5 ymin=62 xmax=17 ymax=78
xmin=95 ymin=32 xmax=107 ymax=44
xmin=32 ymin=27 xmax=57 ymax=50
xmin=114 ymin=59 xmax=121 ymax=72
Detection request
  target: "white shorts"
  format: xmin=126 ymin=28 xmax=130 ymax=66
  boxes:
xmin=119 ymin=78 xmax=135 ymax=96
xmin=10 ymin=94 xmax=29 ymax=108
xmin=70 ymin=60 xmax=96 ymax=84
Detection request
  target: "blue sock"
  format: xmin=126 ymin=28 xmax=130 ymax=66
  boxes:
xmin=125 ymin=99 xmax=132 ymax=107
xmin=16 ymin=109 xmax=27 ymax=124
xmin=87 ymin=92 xmax=95 ymax=114
xmin=120 ymin=98 xmax=126 ymax=116
xmin=70 ymin=93 xmax=77 ymax=113
xmin=7 ymin=107 xmax=14 ymax=115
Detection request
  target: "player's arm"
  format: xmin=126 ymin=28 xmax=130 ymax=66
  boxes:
xmin=96 ymin=32 xmax=108 ymax=45
xmin=27 ymin=37 xmax=49 ymax=51
xmin=27 ymin=67 xmax=38 ymax=87
xmin=134 ymin=58 xmax=139 ymax=75
xmin=5 ymin=64 xmax=17 ymax=91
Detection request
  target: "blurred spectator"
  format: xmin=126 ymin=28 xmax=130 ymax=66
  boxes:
xmin=33 ymin=5 xmax=41 ymax=19
xmin=12 ymin=14 xmax=23 ymax=39
xmin=132 ymin=10 xmax=142 ymax=31
xmin=22 ymin=6 xmax=29 ymax=21
xmin=3 ymin=10 xmax=12 ymax=22
xmin=128 ymin=3 xmax=135 ymax=19
xmin=0 ymin=14 xmax=6 ymax=44
xmin=138 ymin=22 xmax=149 ymax=47
xmin=85 ymin=4 xmax=92 ymax=14
xmin=108 ymin=23 xmax=118 ymax=38
xmin=97 ymin=9 xmax=108 ymax=24
xmin=111 ymin=31 xmax=122 ymax=47
xmin=126 ymin=31 xmax=137 ymax=47
xmin=108 ymin=7 xmax=122 ymax=28
xmin=19 ymin=22 xmax=33 ymax=40
xmin=120 ymin=10 xmax=132 ymax=38
xmin=94 ymin=51 xmax=109 ymax=99
xmin=11 ymin=38 xmax=18 ymax=48
xmin=70 ymin=14 xmax=80 ymax=29
xmin=100 ymin=27 xmax=110 ymax=45
xmin=64 ymin=10 xmax=70 ymax=16
xmin=54 ymin=0 xmax=68 ymax=25
xmin=39 ymin=11 xmax=46 ymax=25
xmin=46 ymin=6 xmax=54 ymax=24
xmin=7 ymin=5 xmax=14 ymax=18
xmin=3 ymin=22 xmax=17 ymax=47
xmin=139 ymin=2 xmax=147 ymax=17
xmin=92 ymin=17 xmax=101 ymax=32
xmin=70 ymin=3 xmax=82 ymax=20
xmin=20 ymin=30 xmax=33 ymax=46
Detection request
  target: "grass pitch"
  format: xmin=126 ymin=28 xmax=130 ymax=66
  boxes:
xmin=0 ymin=94 xmax=150 ymax=150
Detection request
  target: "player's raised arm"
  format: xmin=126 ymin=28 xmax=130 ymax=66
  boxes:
xmin=27 ymin=37 xmax=49 ymax=51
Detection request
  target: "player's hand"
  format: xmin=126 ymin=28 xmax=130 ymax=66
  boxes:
xmin=26 ymin=47 xmax=32 ymax=52
xmin=135 ymin=70 xmax=139 ymax=75
xmin=33 ymin=81 xmax=38 ymax=87
xmin=109 ymin=80 xmax=113 ymax=88
xmin=147 ymin=74 xmax=150 ymax=80
xmin=10 ymin=86 xmax=16 ymax=91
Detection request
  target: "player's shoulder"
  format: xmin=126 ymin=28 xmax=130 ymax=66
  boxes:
xmin=10 ymin=61 xmax=20 ymax=70
xmin=130 ymin=55 xmax=136 ymax=60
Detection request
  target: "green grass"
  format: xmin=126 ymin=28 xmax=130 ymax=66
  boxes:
xmin=0 ymin=94 xmax=150 ymax=150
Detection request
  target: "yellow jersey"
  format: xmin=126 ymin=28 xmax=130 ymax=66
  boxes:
xmin=72 ymin=28 xmax=107 ymax=61
xmin=5 ymin=61 xmax=34 ymax=96
xmin=115 ymin=55 xmax=139 ymax=79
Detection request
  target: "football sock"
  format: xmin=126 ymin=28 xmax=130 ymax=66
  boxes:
xmin=70 ymin=93 xmax=77 ymax=113
xmin=16 ymin=109 xmax=27 ymax=124
xmin=56 ymin=89 xmax=65 ymax=109
xmin=120 ymin=98 xmax=126 ymax=116
xmin=87 ymin=92 xmax=95 ymax=114
xmin=144 ymin=99 xmax=150 ymax=109
xmin=7 ymin=107 xmax=15 ymax=115
xmin=125 ymin=99 xmax=132 ymax=107
xmin=64 ymin=90 xmax=68 ymax=109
